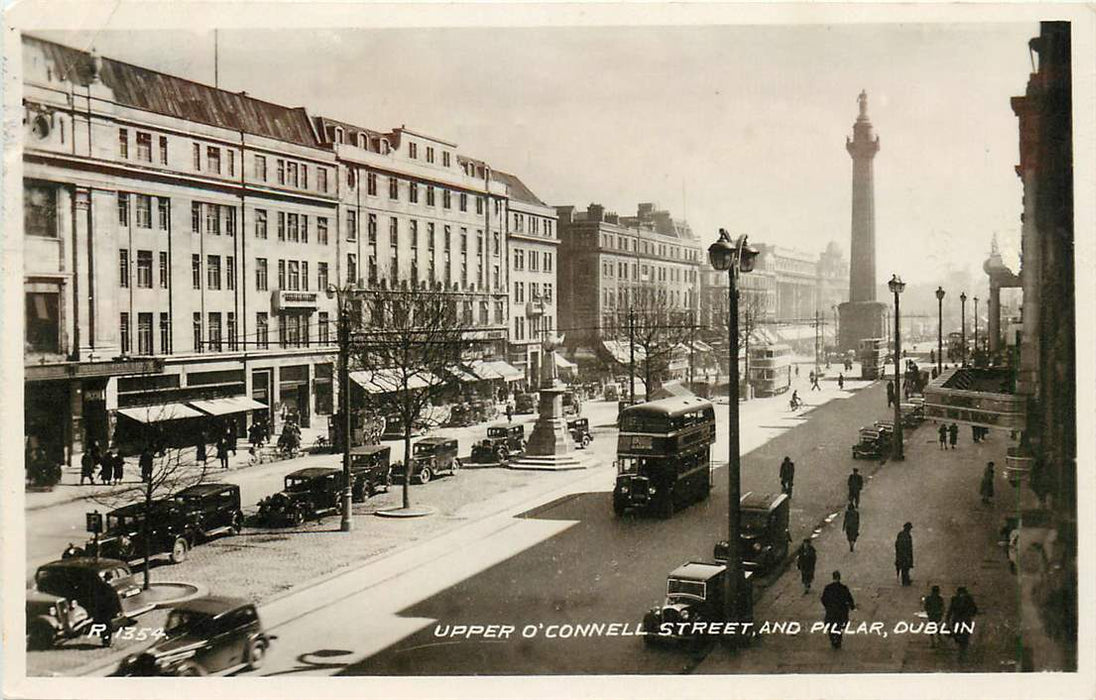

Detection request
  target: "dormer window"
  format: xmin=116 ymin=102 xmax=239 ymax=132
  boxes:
xmin=380 ymin=139 xmax=390 ymax=155
xmin=358 ymin=133 xmax=367 ymax=149
xmin=442 ymin=151 xmax=451 ymax=167
xmin=334 ymin=127 xmax=344 ymax=144
xmin=409 ymin=142 xmax=418 ymax=159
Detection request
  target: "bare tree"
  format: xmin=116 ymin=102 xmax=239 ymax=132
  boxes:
xmin=348 ymin=284 xmax=473 ymax=510
xmin=618 ymin=286 xmax=693 ymax=401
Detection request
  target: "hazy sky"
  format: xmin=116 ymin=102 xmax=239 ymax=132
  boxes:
xmin=39 ymin=23 xmax=1036 ymax=293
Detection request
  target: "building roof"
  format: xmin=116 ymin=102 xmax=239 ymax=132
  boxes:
xmin=25 ymin=35 xmax=321 ymax=148
xmin=493 ymin=170 xmax=547 ymax=207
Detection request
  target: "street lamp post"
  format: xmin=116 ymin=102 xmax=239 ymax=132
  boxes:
xmin=974 ymin=296 xmax=980 ymax=364
xmin=708 ymin=228 xmax=758 ymax=636
xmin=327 ymin=285 xmax=354 ymax=532
xmin=831 ymin=305 xmax=839 ymax=352
xmin=959 ymin=292 xmax=967 ymax=366
xmin=889 ymin=274 xmax=906 ymax=461
xmin=935 ymin=287 xmax=945 ymax=374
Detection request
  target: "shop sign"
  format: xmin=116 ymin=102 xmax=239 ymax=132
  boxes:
xmin=273 ymin=290 xmax=320 ymax=310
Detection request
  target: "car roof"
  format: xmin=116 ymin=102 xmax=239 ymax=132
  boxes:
xmin=488 ymin=423 xmax=520 ymax=430
xmin=171 ymin=595 xmax=251 ymax=616
xmin=740 ymin=491 xmax=788 ymax=511
xmin=176 ymin=482 xmax=237 ymax=496
xmin=109 ymin=500 xmax=175 ymax=516
xmin=38 ymin=557 xmax=130 ymax=572
xmin=416 ymin=437 xmax=456 ymax=445
xmin=669 ymin=561 xmax=726 ymax=580
xmin=350 ymin=445 xmax=389 ymax=455
xmin=287 ymin=467 xmax=340 ymax=479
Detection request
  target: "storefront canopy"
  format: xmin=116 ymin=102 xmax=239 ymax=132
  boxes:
xmin=554 ymin=354 xmax=577 ymax=370
xmin=601 ymin=340 xmax=646 ymax=365
xmin=446 ymin=365 xmax=481 ymax=383
xmin=350 ymin=369 xmax=444 ymax=394
xmin=188 ymin=396 xmax=268 ymax=417
xmin=117 ymin=403 xmax=204 ymax=424
xmin=470 ymin=360 xmax=524 ymax=382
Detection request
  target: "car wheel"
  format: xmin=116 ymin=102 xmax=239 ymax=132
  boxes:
xmin=291 ymin=506 xmax=305 ymax=526
xmin=169 ymin=537 xmax=190 ymax=564
xmin=246 ymin=639 xmax=267 ymax=670
xmin=418 ymin=467 xmax=432 ymax=484
xmin=26 ymin=620 xmax=55 ymax=651
xmin=231 ymin=512 xmax=244 ymax=535
xmin=581 ymin=435 xmax=591 ymax=449
xmin=177 ymin=661 xmax=206 ymax=676
xmin=452 ymin=458 xmax=462 ymax=472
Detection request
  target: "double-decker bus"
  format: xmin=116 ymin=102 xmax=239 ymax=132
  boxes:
xmin=613 ymin=397 xmax=716 ymax=518
xmin=748 ymin=343 xmax=793 ymax=397
xmin=859 ymin=338 xmax=887 ymax=380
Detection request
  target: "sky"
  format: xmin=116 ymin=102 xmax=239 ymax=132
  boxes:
xmin=37 ymin=22 xmax=1037 ymax=310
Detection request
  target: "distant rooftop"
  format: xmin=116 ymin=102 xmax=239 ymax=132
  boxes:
xmin=493 ymin=170 xmax=546 ymax=207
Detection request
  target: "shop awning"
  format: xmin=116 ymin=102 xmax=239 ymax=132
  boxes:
xmin=470 ymin=360 xmax=524 ymax=382
xmin=188 ymin=396 xmax=268 ymax=417
xmin=350 ymin=369 xmax=444 ymax=394
xmin=601 ymin=339 xmax=646 ymax=365
xmin=554 ymin=354 xmax=577 ymax=370
xmin=117 ymin=403 xmax=204 ymax=423
xmin=446 ymin=365 xmax=481 ymax=383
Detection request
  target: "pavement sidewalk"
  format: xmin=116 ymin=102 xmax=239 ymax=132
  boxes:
xmin=697 ymin=418 xmax=1023 ymax=673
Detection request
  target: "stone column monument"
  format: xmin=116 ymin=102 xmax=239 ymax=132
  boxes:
xmin=838 ymin=90 xmax=887 ymax=351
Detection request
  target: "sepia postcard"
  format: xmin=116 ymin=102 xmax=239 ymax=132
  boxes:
xmin=2 ymin=2 xmax=1093 ymax=699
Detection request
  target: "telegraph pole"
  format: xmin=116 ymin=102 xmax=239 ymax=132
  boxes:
xmin=628 ymin=307 xmax=636 ymax=403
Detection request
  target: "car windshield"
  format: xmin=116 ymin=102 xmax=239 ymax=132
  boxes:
xmin=487 ymin=428 xmax=507 ymax=437
xmin=741 ymin=511 xmax=771 ymax=531
xmin=165 ymin=609 xmax=217 ymax=635
xmin=99 ymin=566 xmax=131 ymax=583
xmin=413 ymin=444 xmax=436 ymax=455
xmin=667 ymin=578 xmax=706 ymax=600
xmin=107 ymin=513 xmax=139 ymax=531
xmin=285 ymin=477 xmax=313 ymax=491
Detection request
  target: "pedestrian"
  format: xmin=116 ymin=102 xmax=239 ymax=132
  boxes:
xmin=80 ymin=450 xmax=95 ymax=485
xmin=946 ymin=587 xmax=978 ymax=659
xmin=948 ymin=422 xmax=958 ymax=450
xmin=225 ymin=424 xmax=237 ymax=456
xmin=838 ymin=373 xmax=845 ymax=390
xmin=923 ymin=585 xmax=946 ymax=648
xmin=506 ymin=402 xmax=514 ymax=423
xmin=795 ymin=364 xmax=800 ymax=378
xmin=938 ymin=423 xmax=948 ymax=450
xmin=930 ymin=348 xmax=935 ymax=366
xmin=790 ymin=390 xmax=801 ymax=410
xmin=88 ymin=438 xmax=102 ymax=468
xmin=195 ymin=433 xmax=208 ymax=465
xmin=139 ymin=446 xmax=154 ymax=482
xmin=112 ymin=451 xmax=124 ymax=485
xmin=842 ymin=502 xmax=860 ymax=552
xmin=895 ymin=522 xmax=914 ymax=586
xmin=980 ymin=462 xmax=995 ymax=504
xmin=796 ymin=539 xmax=817 ymax=594
xmin=779 ymin=456 xmax=795 ymax=497
xmin=821 ymin=570 xmax=856 ymax=649
xmin=217 ymin=438 xmax=230 ymax=470
xmin=99 ymin=452 xmax=113 ymax=484
xmin=847 ymin=467 xmax=863 ymax=509
xmin=886 ymin=380 xmax=895 ymax=408
xmin=249 ymin=422 xmax=261 ymax=450
xmin=810 ymin=372 xmax=821 ymax=391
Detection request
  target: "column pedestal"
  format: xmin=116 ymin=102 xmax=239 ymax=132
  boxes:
xmin=838 ymin=300 xmax=887 ymax=352
xmin=508 ymin=385 xmax=595 ymax=471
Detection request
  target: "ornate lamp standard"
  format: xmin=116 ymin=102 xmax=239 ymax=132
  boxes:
xmin=935 ymin=287 xmax=945 ymax=374
xmin=959 ymin=292 xmax=967 ymax=366
xmin=888 ymin=274 xmax=906 ymax=461
xmin=326 ymin=284 xmax=355 ymax=532
xmin=708 ymin=228 xmax=758 ymax=634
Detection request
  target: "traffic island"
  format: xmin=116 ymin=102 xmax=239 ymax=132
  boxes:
xmin=139 ymin=581 xmax=208 ymax=608
xmin=375 ymin=506 xmax=437 ymax=519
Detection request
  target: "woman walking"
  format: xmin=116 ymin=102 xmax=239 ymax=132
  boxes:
xmin=980 ymin=462 xmax=995 ymax=504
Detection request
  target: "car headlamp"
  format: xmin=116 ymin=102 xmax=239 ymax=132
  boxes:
xmin=648 ymin=486 xmax=657 ymax=495
xmin=680 ymin=608 xmax=691 ymax=620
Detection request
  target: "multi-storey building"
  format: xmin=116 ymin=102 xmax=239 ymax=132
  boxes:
xmin=493 ymin=171 xmax=559 ymax=387
xmin=556 ymin=203 xmax=702 ymax=352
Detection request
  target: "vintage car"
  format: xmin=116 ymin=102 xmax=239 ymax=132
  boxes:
xmin=32 ymin=558 xmax=156 ymax=647
xmin=899 ymin=399 xmax=925 ymax=428
xmin=513 ymin=392 xmax=538 ymax=414
xmin=567 ymin=417 xmax=593 ymax=449
xmin=257 ymin=467 xmax=343 ymax=526
xmin=115 ymin=596 xmax=274 ymax=676
xmin=851 ymin=422 xmax=894 ymax=460
xmin=712 ymin=492 xmax=791 ymax=573
xmin=348 ymin=444 xmax=392 ymax=500
xmin=26 ymin=590 xmax=92 ymax=650
xmin=603 ymin=383 xmax=621 ymax=402
xmin=562 ymin=390 xmax=581 ymax=417
xmin=391 ymin=437 xmax=460 ymax=484
xmin=641 ymin=561 xmax=754 ymax=647
xmin=65 ymin=500 xmax=203 ymax=565
xmin=470 ymin=424 xmax=526 ymax=464
xmin=171 ymin=483 xmax=245 ymax=539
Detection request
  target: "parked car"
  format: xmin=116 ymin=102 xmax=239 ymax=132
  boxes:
xmin=348 ymin=444 xmax=392 ymax=500
xmin=899 ymin=401 xmax=925 ymax=429
xmin=851 ymin=422 xmax=893 ymax=460
xmin=713 ymin=492 xmax=791 ymax=573
xmin=641 ymin=561 xmax=754 ymax=648
xmin=257 ymin=467 xmax=343 ymax=526
xmin=114 ymin=596 xmax=274 ymax=676
xmin=64 ymin=500 xmax=202 ymax=565
xmin=26 ymin=590 xmax=92 ymax=650
xmin=603 ymin=383 xmax=621 ymax=402
xmin=171 ymin=483 xmax=245 ymax=539
xmin=392 ymin=437 xmax=460 ymax=484
xmin=567 ymin=417 xmax=592 ymax=449
xmin=562 ymin=390 xmax=581 ymax=417
xmin=32 ymin=558 xmax=156 ymax=647
xmin=514 ymin=392 xmax=538 ymax=414
xmin=470 ymin=424 xmax=526 ymax=464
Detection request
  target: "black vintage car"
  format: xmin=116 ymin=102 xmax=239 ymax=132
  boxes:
xmin=713 ymin=492 xmax=791 ymax=573
xmin=470 ymin=424 xmax=526 ymax=465
xmin=852 ymin=421 xmax=894 ymax=460
xmin=641 ymin=561 xmax=754 ymax=648
xmin=26 ymin=589 xmax=92 ymax=650
xmin=513 ymin=392 xmax=538 ymax=414
xmin=568 ymin=417 xmax=592 ymax=449
xmin=32 ymin=558 xmax=157 ymax=647
xmin=171 ymin=483 xmax=245 ymax=539
xmin=66 ymin=500 xmax=202 ymax=565
xmin=258 ymin=467 xmax=343 ymax=526
xmin=349 ymin=444 xmax=392 ymax=500
xmin=392 ymin=437 xmax=460 ymax=484
xmin=115 ymin=596 xmax=274 ymax=676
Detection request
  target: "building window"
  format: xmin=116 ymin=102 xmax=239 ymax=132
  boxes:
xmin=227 ymin=312 xmax=237 ymax=351
xmin=136 ymin=132 xmax=151 ymax=161
xmin=318 ymin=216 xmax=329 ymax=245
xmin=318 ymin=262 xmax=329 ymax=290
xmin=24 ymin=292 xmax=60 ymax=353
xmin=319 ymin=312 xmax=330 ymax=344
xmin=159 ymin=251 xmax=169 ymax=288
xmin=479 ymin=301 xmax=488 ymax=326
xmin=459 ymin=192 xmax=468 ymax=212
xmin=276 ymin=159 xmax=285 ymax=185
xmin=367 ymin=172 xmax=377 ymax=196
xmin=256 ymin=258 xmax=268 ymax=291
xmin=442 ymin=151 xmax=451 ymax=167
xmin=120 ymin=313 xmax=131 ymax=353
xmin=159 ymin=136 xmax=168 ymax=164
xmin=389 ymin=217 xmax=399 ymax=249
xmin=277 ymin=259 xmax=286 ymax=289
xmin=193 ymin=313 xmax=203 ymax=352
xmin=24 ymin=183 xmax=58 ymax=238
xmin=409 ymin=181 xmax=419 ymax=204
xmin=288 ymin=213 xmax=299 ymax=242
xmin=192 ymin=142 xmax=201 ymax=170
xmin=390 ymin=257 xmax=399 ymax=283
xmin=255 ymin=155 xmax=267 ymax=181
xmin=426 ymin=186 xmax=435 ymax=207
xmin=207 ymin=255 xmax=221 ymax=290
xmin=347 ymin=254 xmax=357 ymax=284
xmin=530 ymin=250 xmax=539 ymax=271
xmin=257 ymin=312 xmax=269 ymax=349
xmin=136 ymin=195 xmax=152 ymax=228
xmin=206 ymin=204 xmax=220 ymax=235
xmin=158 ymin=198 xmax=170 ymax=230
xmin=191 ymin=202 xmax=201 ymax=233
xmin=255 ymin=209 xmax=268 ymax=239
xmin=301 ymin=215 xmax=308 ymax=243
xmin=119 ymin=249 xmax=130 ymax=288
xmin=208 ymin=312 xmax=222 ymax=352
xmin=136 ymin=250 xmax=152 ymax=288
xmin=426 ymin=146 xmax=435 ymax=163
xmin=347 ymin=210 xmax=357 ymax=241
xmin=302 ymin=261 xmax=310 ymax=291
xmin=192 ymin=254 xmax=201 ymax=289
xmin=287 ymin=162 xmax=299 ymax=188
xmin=119 ymin=129 xmax=129 ymax=159
xmin=389 ymin=176 xmax=399 ymax=200
xmin=318 ymin=168 xmax=328 ymax=193
xmin=277 ymin=212 xmax=285 ymax=241
xmin=226 ymin=207 xmax=237 ymax=236
xmin=411 ymin=220 xmax=419 ymax=250
xmin=368 ymin=255 xmax=377 ymax=284
xmin=159 ymin=312 xmax=171 ymax=354
xmin=493 ymin=231 xmax=500 ymax=256
xmin=494 ymin=300 xmax=504 ymax=325
xmin=367 ymin=214 xmax=377 ymax=246
xmin=301 ymin=164 xmax=308 ymax=189
xmin=442 ymin=189 xmax=451 ymax=209
xmin=476 ymin=196 xmax=484 ymax=215
xmin=137 ymin=313 xmax=153 ymax=355
xmin=118 ymin=193 xmax=129 ymax=227
xmin=545 ymin=252 xmax=553 ymax=273
xmin=227 ymin=256 xmax=235 ymax=290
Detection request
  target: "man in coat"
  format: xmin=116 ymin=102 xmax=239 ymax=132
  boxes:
xmin=980 ymin=462 xmax=995 ymax=504
xmin=895 ymin=522 xmax=914 ymax=586
xmin=139 ymin=447 xmax=154 ymax=482
xmin=946 ymin=587 xmax=978 ymax=659
xmin=923 ymin=585 xmax=946 ymax=647
xmin=948 ymin=422 xmax=959 ymax=449
xmin=80 ymin=450 xmax=96 ymax=485
xmin=938 ymin=423 xmax=948 ymax=449
xmin=842 ymin=502 xmax=860 ymax=552
xmin=779 ymin=456 xmax=795 ymax=497
xmin=886 ymin=380 xmax=895 ymax=408
xmin=821 ymin=570 xmax=856 ymax=649
xmin=847 ymin=467 xmax=864 ymax=508
xmin=796 ymin=539 xmax=817 ymax=594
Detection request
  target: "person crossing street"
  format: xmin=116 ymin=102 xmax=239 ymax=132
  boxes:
xmin=895 ymin=522 xmax=915 ymax=586
xmin=796 ymin=539 xmax=817 ymax=594
xmin=779 ymin=456 xmax=795 ymax=497
xmin=821 ymin=570 xmax=856 ymax=649
xmin=847 ymin=467 xmax=864 ymax=508
xmin=842 ymin=502 xmax=860 ymax=552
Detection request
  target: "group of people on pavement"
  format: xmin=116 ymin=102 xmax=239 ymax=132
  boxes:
xmin=78 ymin=439 xmax=126 ymax=486
xmin=937 ymin=422 xmax=960 ymax=449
